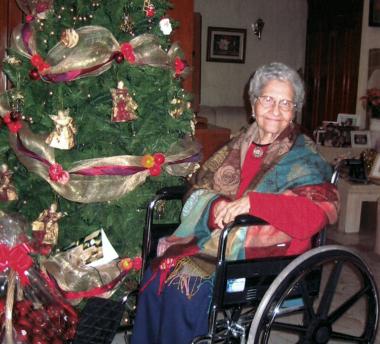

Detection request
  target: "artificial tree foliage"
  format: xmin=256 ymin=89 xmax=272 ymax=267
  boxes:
xmin=0 ymin=0 xmax=194 ymax=257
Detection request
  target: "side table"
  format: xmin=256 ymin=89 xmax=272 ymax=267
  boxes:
xmin=337 ymin=178 xmax=380 ymax=234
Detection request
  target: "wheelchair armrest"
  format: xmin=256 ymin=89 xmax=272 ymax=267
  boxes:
xmin=217 ymin=214 xmax=268 ymax=262
xmin=233 ymin=214 xmax=268 ymax=226
xmin=155 ymin=185 xmax=188 ymax=200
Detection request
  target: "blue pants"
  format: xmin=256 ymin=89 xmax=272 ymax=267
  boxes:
xmin=131 ymin=267 xmax=213 ymax=344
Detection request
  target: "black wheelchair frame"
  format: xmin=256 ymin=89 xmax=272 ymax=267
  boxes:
xmin=130 ymin=165 xmax=379 ymax=343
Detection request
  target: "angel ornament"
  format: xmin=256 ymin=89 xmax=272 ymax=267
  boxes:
xmin=0 ymin=164 xmax=18 ymax=202
xmin=32 ymin=203 xmax=65 ymax=247
xmin=111 ymin=81 xmax=138 ymax=122
xmin=45 ymin=109 xmax=77 ymax=150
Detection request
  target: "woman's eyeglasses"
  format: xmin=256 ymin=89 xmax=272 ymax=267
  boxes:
xmin=256 ymin=96 xmax=296 ymax=111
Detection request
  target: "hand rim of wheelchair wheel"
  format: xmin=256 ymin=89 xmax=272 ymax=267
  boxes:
xmin=247 ymin=245 xmax=379 ymax=344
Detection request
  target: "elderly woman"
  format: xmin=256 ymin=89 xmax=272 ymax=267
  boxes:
xmin=131 ymin=62 xmax=339 ymax=344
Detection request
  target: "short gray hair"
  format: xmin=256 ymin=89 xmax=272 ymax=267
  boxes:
xmin=248 ymin=62 xmax=305 ymax=111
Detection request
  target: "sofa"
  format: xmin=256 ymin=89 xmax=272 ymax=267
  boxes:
xmin=196 ymin=105 xmax=251 ymax=135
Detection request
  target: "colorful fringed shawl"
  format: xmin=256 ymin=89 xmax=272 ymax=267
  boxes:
xmin=148 ymin=123 xmax=339 ymax=296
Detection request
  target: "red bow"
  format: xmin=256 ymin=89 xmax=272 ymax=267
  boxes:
xmin=174 ymin=57 xmax=185 ymax=76
xmin=0 ymin=243 xmax=33 ymax=285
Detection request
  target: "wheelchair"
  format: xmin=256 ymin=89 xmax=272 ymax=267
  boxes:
xmin=126 ymin=165 xmax=380 ymax=344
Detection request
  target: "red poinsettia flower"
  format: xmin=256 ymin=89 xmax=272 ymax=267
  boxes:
xmin=174 ymin=57 xmax=185 ymax=76
xmin=31 ymin=54 xmax=50 ymax=73
xmin=120 ymin=43 xmax=136 ymax=64
xmin=145 ymin=4 xmax=155 ymax=17
xmin=48 ymin=163 xmax=70 ymax=184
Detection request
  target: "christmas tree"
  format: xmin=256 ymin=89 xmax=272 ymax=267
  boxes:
xmin=0 ymin=0 xmax=198 ymax=258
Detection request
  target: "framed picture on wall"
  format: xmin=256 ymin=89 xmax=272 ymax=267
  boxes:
xmin=369 ymin=0 xmax=380 ymax=26
xmin=206 ymin=27 xmax=246 ymax=63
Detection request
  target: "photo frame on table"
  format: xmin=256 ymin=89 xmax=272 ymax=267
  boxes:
xmin=315 ymin=129 xmax=326 ymax=145
xmin=350 ymin=130 xmax=372 ymax=148
xmin=369 ymin=154 xmax=380 ymax=183
xmin=369 ymin=0 xmax=380 ymax=27
xmin=336 ymin=113 xmax=358 ymax=127
xmin=206 ymin=27 xmax=246 ymax=63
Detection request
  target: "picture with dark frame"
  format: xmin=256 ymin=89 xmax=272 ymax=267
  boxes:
xmin=207 ymin=27 xmax=246 ymax=63
xmin=369 ymin=0 xmax=380 ymax=26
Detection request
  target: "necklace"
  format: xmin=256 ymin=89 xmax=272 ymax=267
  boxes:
xmin=253 ymin=145 xmax=264 ymax=158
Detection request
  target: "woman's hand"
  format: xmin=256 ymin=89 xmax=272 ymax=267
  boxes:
xmin=214 ymin=196 xmax=250 ymax=229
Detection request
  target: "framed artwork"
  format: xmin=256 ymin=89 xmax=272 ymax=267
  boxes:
xmin=206 ymin=27 xmax=246 ymax=63
xmin=336 ymin=113 xmax=358 ymax=127
xmin=350 ymin=130 xmax=372 ymax=148
xmin=369 ymin=154 xmax=380 ymax=183
xmin=369 ymin=0 xmax=380 ymax=26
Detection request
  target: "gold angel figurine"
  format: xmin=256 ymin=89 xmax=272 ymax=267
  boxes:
xmin=32 ymin=203 xmax=65 ymax=247
xmin=0 ymin=164 xmax=18 ymax=202
xmin=45 ymin=109 xmax=77 ymax=150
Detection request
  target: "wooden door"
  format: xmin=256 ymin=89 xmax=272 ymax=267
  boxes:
xmin=0 ymin=0 xmax=22 ymax=92
xmin=303 ymin=0 xmax=363 ymax=132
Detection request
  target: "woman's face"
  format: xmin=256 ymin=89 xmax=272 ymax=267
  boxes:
xmin=253 ymin=79 xmax=295 ymax=138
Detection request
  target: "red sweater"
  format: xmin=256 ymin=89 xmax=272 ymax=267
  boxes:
xmin=209 ymin=143 xmax=328 ymax=257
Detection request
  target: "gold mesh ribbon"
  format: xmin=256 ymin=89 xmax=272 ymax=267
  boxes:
xmin=8 ymin=123 xmax=200 ymax=203
xmin=10 ymin=23 xmax=188 ymax=81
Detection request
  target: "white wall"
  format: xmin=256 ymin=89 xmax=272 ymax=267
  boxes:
xmin=194 ymin=0 xmax=307 ymax=108
xmin=356 ymin=0 xmax=380 ymax=130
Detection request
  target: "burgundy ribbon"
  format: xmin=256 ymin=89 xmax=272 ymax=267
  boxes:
xmin=21 ymin=22 xmax=33 ymax=55
xmin=16 ymin=133 xmax=200 ymax=178
xmin=41 ymin=52 xmax=118 ymax=83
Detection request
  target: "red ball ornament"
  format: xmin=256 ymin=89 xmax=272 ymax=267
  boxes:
xmin=15 ymin=327 xmax=30 ymax=342
xmin=153 ymin=153 xmax=165 ymax=165
xmin=114 ymin=52 xmax=124 ymax=64
xmin=149 ymin=165 xmax=161 ymax=176
xmin=32 ymin=335 xmax=48 ymax=344
xmin=29 ymin=69 xmax=40 ymax=80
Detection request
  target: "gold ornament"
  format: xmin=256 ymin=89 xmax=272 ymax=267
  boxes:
xmin=32 ymin=203 xmax=65 ymax=247
xmin=0 ymin=164 xmax=18 ymax=202
xmin=111 ymin=81 xmax=138 ymax=122
xmin=120 ymin=13 xmax=134 ymax=34
xmin=60 ymin=28 xmax=79 ymax=48
xmin=3 ymin=55 xmax=22 ymax=65
xmin=169 ymin=97 xmax=186 ymax=119
xmin=45 ymin=109 xmax=77 ymax=150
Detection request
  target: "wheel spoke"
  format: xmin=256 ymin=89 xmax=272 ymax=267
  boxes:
xmin=330 ymin=329 xmax=369 ymax=343
xmin=327 ymin=285 xmax=370 ymax=323
xmin=317 ymin=260 xmax=343 ymax=318
xmin=299 ymin=279 xmax=316 ymax=323
xmin=271 ymin=321 xmax=307 ymax=334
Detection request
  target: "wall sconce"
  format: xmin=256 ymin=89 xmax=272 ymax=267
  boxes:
xmin=252 ymin=18 xmax=265 ymax=40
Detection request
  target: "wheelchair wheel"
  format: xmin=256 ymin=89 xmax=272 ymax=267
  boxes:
xmin=247 ymin=245 xmax=379 ymax=343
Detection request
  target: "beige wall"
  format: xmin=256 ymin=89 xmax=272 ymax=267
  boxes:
xmin=194 ymin=0 xmax=307 ymax=108
xmin=357 ymin=0 xmax=380 ymax=130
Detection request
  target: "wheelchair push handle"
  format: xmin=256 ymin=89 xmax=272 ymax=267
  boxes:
xmin=155 ymin=185 xmax=188 ymax=200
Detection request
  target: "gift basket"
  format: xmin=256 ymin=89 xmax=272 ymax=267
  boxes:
xmin=0 ymin=211 xmax=78 ymax=344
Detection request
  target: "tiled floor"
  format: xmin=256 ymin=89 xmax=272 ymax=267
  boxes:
xmin=113 ymin=206 xmax=380 ymax=343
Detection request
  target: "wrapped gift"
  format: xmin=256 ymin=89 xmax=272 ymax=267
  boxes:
xmin=0 ymin=211 xmax=78 ymax=343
